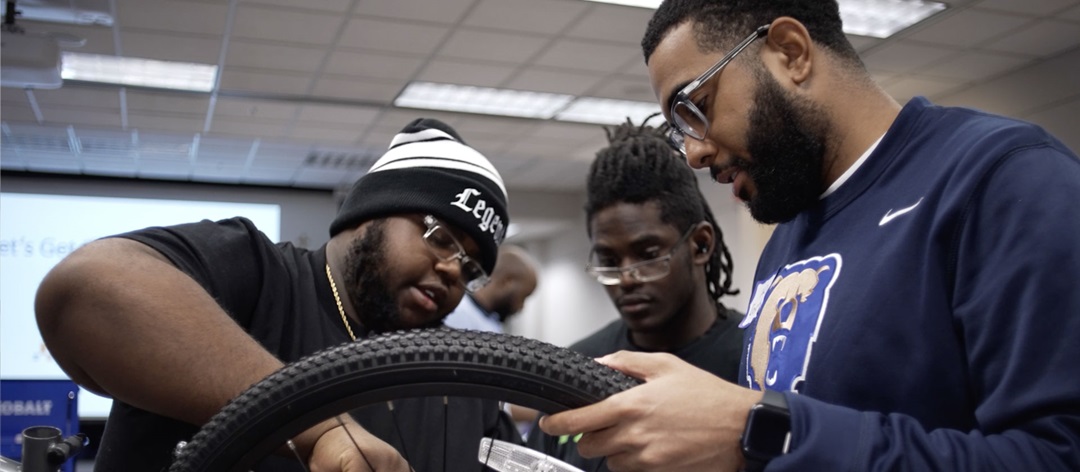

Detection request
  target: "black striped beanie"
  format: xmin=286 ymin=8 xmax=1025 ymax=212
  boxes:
xmin=329 ymin=118 xmax=509 ymax=273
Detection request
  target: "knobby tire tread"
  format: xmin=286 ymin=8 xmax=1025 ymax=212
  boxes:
xmin=169 ymin=328 xmax=640 ymax=472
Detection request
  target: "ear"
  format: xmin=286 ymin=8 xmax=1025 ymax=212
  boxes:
xmin=690 ymin=222 xmax=715 ymax=265
xmin=763 ymin=16 xmax=814 ymax=86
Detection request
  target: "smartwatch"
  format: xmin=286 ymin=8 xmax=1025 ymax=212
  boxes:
xmin=740 ymin=389 xmax=791 ymax=472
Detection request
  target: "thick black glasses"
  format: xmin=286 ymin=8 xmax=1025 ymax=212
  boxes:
xmin=667 ymin=24 xmax=770 ymax=154
xmin=585 ymin=226 xmax=696 ymax=286
xmin=422 ymin=215 xmax=489 ymax=293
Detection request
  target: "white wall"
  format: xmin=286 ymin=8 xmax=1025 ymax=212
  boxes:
xmin=2 ymin=172 xmax=772 ymax=348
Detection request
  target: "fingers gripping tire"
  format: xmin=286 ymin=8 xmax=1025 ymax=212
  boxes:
xmin=169 ymin=328 xmax=640 ymax=471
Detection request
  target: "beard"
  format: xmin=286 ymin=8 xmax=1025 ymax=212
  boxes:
xmin=738 ymin=71 xmax=830 ymax=224
xmin=341 ymin=219 xmax=438 ymax=335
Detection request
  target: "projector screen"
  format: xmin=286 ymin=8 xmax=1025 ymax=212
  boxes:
xmin=0 ymin=192 xmax=281 ymax=419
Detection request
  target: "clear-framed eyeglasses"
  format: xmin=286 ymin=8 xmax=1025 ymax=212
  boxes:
xmin=666 ymin=24 xmax=771 ymax=155
xmin=585 ymin=226 xmax=696 ymax=286
xmin=422 ymin=215 xmax=490 ymax=293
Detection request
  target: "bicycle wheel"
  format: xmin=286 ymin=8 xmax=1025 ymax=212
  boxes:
xmin=169 ymin=328 xmax=640 ymax=471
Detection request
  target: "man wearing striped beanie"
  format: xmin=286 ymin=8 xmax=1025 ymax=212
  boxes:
xmin=36 ymin=117 xmax=518 ymax=472
xmin=331 ymin=117 xmax=510 ymax=276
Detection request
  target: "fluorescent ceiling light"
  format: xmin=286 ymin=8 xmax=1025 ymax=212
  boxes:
xmin=61 ymin=52 xmax=218 ymax=92
xmin=838 ymin=0 xmax=946 ymax=38
xmin=582 ymin=0 xmax=946 ymax=39
xmin=394 ymin=82 xmax=662 ymax=126
xmin=555 ymin=97 xmax=662 ymax=126
xmin=394 ymin=82 xmax=574 ymax=119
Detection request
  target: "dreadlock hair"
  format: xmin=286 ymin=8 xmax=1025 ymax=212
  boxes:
xmin=585 ymin=114 xmax=739 ymax=315
xmin=641 ymin=0 xmax=863 ymax=69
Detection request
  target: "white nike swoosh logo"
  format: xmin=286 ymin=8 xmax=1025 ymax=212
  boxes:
xmin=879 ymin=198 xmax=924 ymax=226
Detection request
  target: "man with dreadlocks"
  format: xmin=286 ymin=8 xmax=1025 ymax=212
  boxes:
xmin=525 ymin=116 xmax=743 ymax=472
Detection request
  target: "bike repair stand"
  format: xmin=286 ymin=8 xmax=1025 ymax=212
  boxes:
xmin=7 ymin=426 xmax=87 ymax=472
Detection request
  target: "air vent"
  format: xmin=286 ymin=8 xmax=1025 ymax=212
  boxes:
xmin=7 ymin=134 xmax=70 ymax=152
xmin=303 ymin=151 xmax=376 ymax=171
xmin=80 ymin=136 xmax=134 ymax=155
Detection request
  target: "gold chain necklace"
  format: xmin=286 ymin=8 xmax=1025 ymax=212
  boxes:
xmin=325 ymin=263 xmax=357 ymax=341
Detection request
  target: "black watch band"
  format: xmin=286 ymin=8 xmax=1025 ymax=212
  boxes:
xmin=740 ymin=389 xmax=791 ymax=472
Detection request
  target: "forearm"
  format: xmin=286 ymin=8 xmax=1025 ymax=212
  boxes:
xmin=36 ymin=238 xmax=284 ymax=426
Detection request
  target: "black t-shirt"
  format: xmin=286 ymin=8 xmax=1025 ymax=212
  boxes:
xmin=94 ymin=217 xmax=517 ymax=471
xmin=526 ymin=308 xmax=744 ymax=472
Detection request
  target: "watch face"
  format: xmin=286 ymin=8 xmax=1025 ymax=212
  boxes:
xmin=744 ymin=404 xmax=790 ymax=457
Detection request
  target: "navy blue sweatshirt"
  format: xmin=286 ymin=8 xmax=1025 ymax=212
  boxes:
xmin=741 ymin=97 xmax=1080 ymax=471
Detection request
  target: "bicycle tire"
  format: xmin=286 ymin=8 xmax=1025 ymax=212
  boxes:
xmin=169 ymin=328 xmax=641 ymax=471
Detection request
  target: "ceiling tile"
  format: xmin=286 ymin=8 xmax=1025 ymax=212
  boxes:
xmin=242 ymin=167 xmax=297 ymax=185
xmin=502 ymin=133 xmax=589 ymax=160
xmin=879 ymin=75 xmax=965 ymax=103
xmin=983 ymin=20 xmax=1080 ymax=57
xmin=233 ymin=5 xmax=344 ymax=45
xmin=526 ymin=121 xmax=606 ymax=143
xmin=860 ymin=41 xmax=963 ymax=73
xmin=292 ymin=167 xmax=355 ymax=187
xmin=935 ymin=47 xmax=1080 ymax=115
xmin=31 ymin=87 xmax=121 ymax=108
xmin=25 ymin=155 xmax=83 ymax=174
xmin=125 ymin=90 xmax=211 ymax=115
xmin=338 ymin=18 xmax=449 ymax=55
xmin=20 ymin=20 xmax=117 ymax=56
xmin=1062 ymin=4 xmax=1080 ymax=21
xmin=288 ymin=126 xmax=362 ymax=145
xmin=464 ymin=0 xmax=587 ymax=36
xmin=1022 ymin=97 xmax=1080 ymax=152
xmin=0 ymin=105 xmax=38 ymax=122
xmin=617 ymin=56 xmax=650 ymax=80
xmin=81 ymin=159 xmax=138 ymax=178
xmin=901 ymin=8 xmax=1031 ymax=48
xmin=440 ymin=29 xmax=550 ymax=64
xmin=975 ymin=0 xmax=1079 ymax=15
xmin=296 ymin=104 xmax=382 ymax=126
xmin=242 ymin=0 xmax=355 ymax=13
xmin=452 ymin=115 xmax=538 ymax=141
xmin=322 ymin=51 xmax=425 ymax=81
xmin=38 ymin=107 xmax=123 ymax=128
xmin=137 ymin=160 xmax=191 ymax=179
xmin=354 ymin=0 xmax=475 ymax=25
xmin=251 ymin=144 xmax=310 ymax=168
xmin=414 ymin=60 xmax=518 ymax=87
xmin=919 ymin=51 xmax=1033 ymax=80
xmin=845 ymin=34 xmax=883 ymax=53
xmin=564 ymin=4 xmax=652 ymax=44
xmin=219 ymin=69 xmax=314 ymax=95
xmin=504 ymin=68 xmax=606 ymax=95
xmin=213 ymin=97 xmax=302 ymax=120
xmin=116 ymin=0 xmax=228 ymax=36
xmin=209 ymin=117 xmax=290 ymax=138
xmin=192 ymin=164 xmax=245 ymax=182
xmin=310 ymin=77 xmax=403 ymax=102
xmin=1 ymin=87 xmax=31 ymax=103
xmin=584 ymin=75 xmax=656 ymax=102
xmin=127 ymin=112 xmax=204 ymax=133
xmin=532 ymin=39 xmax=640 ymax=73
xmin=120 ymin=30 xmax=222 ymax=63
xmin=196 ymin=136 xmax=255 ymax=163
xmin=374 ymin=109 xmax=464 ymax=132
xmin=225 ymin=40 xmax=327 ymax=72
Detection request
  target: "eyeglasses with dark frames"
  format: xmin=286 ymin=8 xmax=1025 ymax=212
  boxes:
xmin=585 ymin=226 xmax=697 ymax=286
xmin=422 ymin=215 xmax=490 ymax=293
xmin=667 ymin=24 xmax=771 ymax=155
